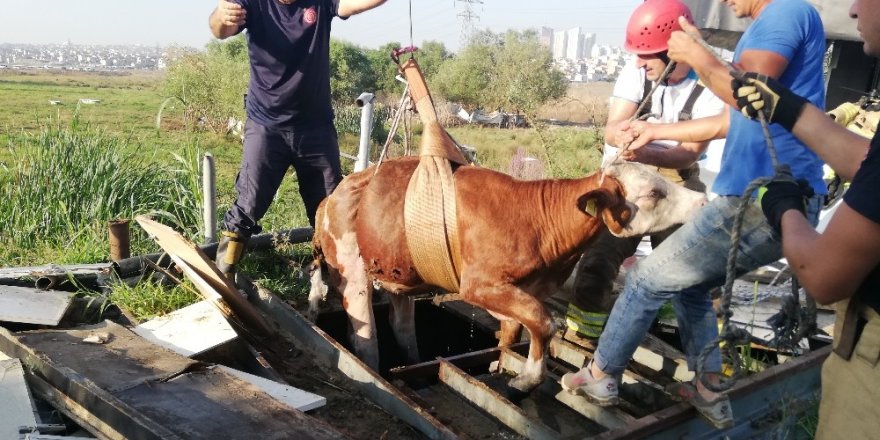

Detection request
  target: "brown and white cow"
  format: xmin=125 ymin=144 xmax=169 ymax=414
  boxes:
xmin=308 ymin=157 xmax=705 ymax=393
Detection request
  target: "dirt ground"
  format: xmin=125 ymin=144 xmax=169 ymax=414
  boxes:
xmin=268 ymin=349 xmax=426 ymax=440
xmin=256 ymin=303 xmax=427 ymax=440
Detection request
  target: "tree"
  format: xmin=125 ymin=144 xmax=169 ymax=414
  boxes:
xmin=162 ymin=36 xmax=249 ymax=132
xmin=367 ymin=42 xmax=404 ymax=99
xmin=329 ymin=40 xmax=376 ymax=104
xmin=433 ymin=30 xmax=566 ymax=118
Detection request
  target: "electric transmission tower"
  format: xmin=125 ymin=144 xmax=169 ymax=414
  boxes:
xmin=456 ymin=0 xmax=483 ymax=45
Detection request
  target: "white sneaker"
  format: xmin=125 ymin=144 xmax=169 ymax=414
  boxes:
xmin=560 ymin=362 xmax=619 ymax=406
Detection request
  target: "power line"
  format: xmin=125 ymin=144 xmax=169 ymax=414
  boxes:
xmin=456 ymin=0 xmax=483 ymax=45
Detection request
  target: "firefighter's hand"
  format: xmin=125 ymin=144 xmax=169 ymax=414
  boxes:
xmin=758 ymin=178 xmax=814 ymax=235
xmin=217 ymin=0 xmax=246 ymax=27
xmin=731 ymin=72 xmax=808 ymax=131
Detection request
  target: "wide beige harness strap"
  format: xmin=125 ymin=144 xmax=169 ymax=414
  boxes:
xmin=400 ymin=59 xmax=466 ymax=292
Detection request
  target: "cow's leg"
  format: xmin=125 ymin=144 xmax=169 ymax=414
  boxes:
xmin=498 ymin=319 xmax=523 ymax=346
xmin=340 ymin=261 xmax=379 ymax=369
xmin=468 ymin=286 xmax=554 ymax=393
xmin=388 ymin=294 xmax=420 ymax=364
xmin=488 ymin=318 xmax=523 ymax=374
xmin=306 ymin=260 xmax=328 ymax=323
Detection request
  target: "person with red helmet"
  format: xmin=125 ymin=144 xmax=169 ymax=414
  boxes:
xmin=563 ymin=0 xmax=727 ymax=410
xmin=561 ymin=0 xmax=827 ymax=431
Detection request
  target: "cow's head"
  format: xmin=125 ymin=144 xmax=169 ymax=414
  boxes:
xmin=602 ymin=162 xmax=707 ymax=237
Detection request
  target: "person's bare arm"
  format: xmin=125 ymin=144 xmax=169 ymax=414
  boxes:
xmin=619 ymin=141 xmax=708 ymax=169
xmin=209 ymin=0 xmax=245 ymax=39
xmin=603 ymin=98 xmax=639 ymax=147
xmin=780 ymin=203 xmax=880 ymax=304
xmin=623 ymin=109 xmax=729 ymax=151
xmin=338 ymin=0 xmax=387 ymax=18
xmin=668 ymin=18 xmax=789 ymax=106
xmin=788 ymin=105 xmax=871 ymax=181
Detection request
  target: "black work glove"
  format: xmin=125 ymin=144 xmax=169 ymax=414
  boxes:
xmin=758 ymin=178 xmax=815 ymax=235
xmin=731 ymin=72 xmax=809 ymax=131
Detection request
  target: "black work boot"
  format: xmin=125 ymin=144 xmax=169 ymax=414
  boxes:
xmin=216 ymin=230 xmax=247 ymax=280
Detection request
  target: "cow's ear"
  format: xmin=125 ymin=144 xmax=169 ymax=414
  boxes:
xmin=602 ymin=200 xmax=633 ymax=236
xmin=579 ymin=188 xmax=632 ymax=234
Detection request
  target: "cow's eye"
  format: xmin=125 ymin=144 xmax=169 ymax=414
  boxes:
xmin=648 ymin=189 xmax=665 ymax=199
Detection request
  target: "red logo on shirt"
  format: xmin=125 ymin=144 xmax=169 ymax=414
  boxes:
xmin=303 ymin=8 xmax=317 ymax=25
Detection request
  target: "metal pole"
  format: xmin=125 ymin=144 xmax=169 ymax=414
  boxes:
xmin=355 ymin=92 xmax=375 ymax=172
xmin=202 ymin=152 xmax=217 ymax=244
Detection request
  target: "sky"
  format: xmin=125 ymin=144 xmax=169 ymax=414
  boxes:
xmin=0 ymin=0 xmax=643 ymax=51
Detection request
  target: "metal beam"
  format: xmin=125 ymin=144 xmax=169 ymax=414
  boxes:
xmin=594 ymin=346 xmax=830 ymax=439
xmin=437 ymin=359 xmax=561 ymax=440
xmin=497 ymin=348 xmax=636 ymax=431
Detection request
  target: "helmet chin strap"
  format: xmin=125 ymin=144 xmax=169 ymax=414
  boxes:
xmin=658 ymin=52 xmax=674 ymax=84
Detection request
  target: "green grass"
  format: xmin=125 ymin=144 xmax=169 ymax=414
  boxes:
xmin=109 ymin=278 xmax=203 ymax=322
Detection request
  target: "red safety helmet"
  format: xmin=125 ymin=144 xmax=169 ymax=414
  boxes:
xmin=624 ymin=0 xmax=694 ymax=54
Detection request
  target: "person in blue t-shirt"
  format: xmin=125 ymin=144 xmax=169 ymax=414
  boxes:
xmin=208 ymin=0 xmax=388 ymax=278
xmin=559 ymin=0 xmax=826 ymax=430
xmin=730 ymin=0 xmax=880 ymax=435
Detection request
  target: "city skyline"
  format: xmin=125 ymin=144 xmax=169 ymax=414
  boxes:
xmin=0 ymin=0 xmax=642 ymax=51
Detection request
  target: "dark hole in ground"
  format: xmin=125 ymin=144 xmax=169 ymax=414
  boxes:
xmin=315 ymin=297 xmax=498 ymax=375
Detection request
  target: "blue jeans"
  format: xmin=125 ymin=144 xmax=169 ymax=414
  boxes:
xmin=594 ymin=194 xmax=822 ymax=375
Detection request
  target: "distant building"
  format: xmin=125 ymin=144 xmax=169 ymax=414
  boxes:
xmin=552 ymin=31 xmax=567 ymax=60
xmin=565 ymin=27 xmax=584 ymax=60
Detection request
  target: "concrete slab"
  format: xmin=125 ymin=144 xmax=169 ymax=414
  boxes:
xmin=0 ymin=286 xmax=75 ymax=325
xmin=218 ymin=366 xmax=326 ymax=412
xmin=133 ymin=300 xmax=238 ymax=357
xmin=0 ymin=358 xmax=38 ymax=436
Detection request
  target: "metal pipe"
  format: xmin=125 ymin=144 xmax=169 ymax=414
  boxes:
xmin=354 ymin=92 xmax=375 ymax=172
xmin=111 ymin=227 xmax=314 ymax=279
xmin=202 ymin=153 xmax=217 ymax=244
xmin=108 ymin=219 xmax=131 ymax=261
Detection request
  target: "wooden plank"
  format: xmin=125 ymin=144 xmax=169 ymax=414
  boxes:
xmin=0 ymin=358 xmax=38 ymax=435
xmin=0 ymin=286 xmax=75 ymax=325
xmin=0 ymin=322 xmax=347 ymax=440
xmin=25 ymin=374 xmax=128 ymax=440
xmin=437 ymin=359 xmax=561 ymax=440
xmin=135 ymin=216 xmax=274 ymax=336
xmin=132 ymin=300 xmax=238 ymax=357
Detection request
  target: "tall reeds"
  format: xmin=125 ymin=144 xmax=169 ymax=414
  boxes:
xmin=0 ymin=117 xmax=202 ymax=265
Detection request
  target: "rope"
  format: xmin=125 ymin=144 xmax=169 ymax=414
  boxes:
xmin=408 ymin=0 xmax=414 ymax=49
xmin=374 ymin=83 xmax=411 ymax=175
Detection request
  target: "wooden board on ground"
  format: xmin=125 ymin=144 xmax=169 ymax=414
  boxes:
xmin=0 ymin=357 xmax=38 ymax=436
xmin=0 ymin=321 xmax=345 ymax=440
xmin=218 ymin=365 xmax=326 ymax=412
xmin=0 ymin=286 xmax=76 ymax=325
xmin=132 ymin=300 xmax=238 ymax=357
xmin=135 ymin=216 xmax=274 ymax=336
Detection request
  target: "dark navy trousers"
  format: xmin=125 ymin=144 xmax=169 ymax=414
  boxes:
xmin=222 ymin=119 xmax=343 ymax=236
